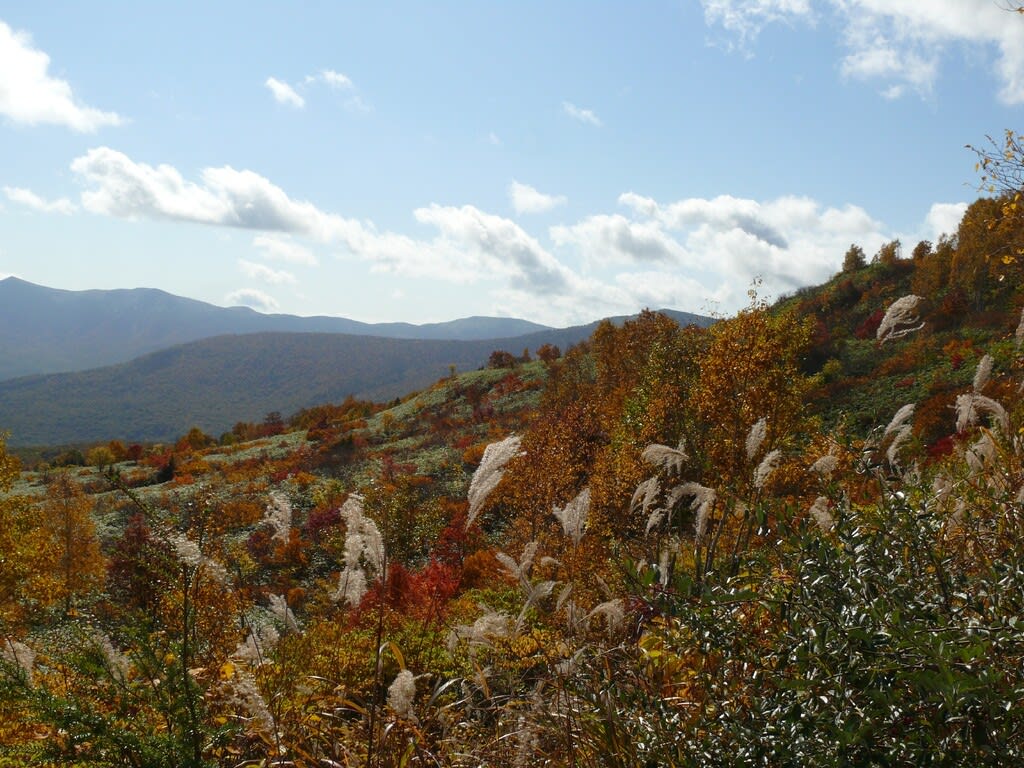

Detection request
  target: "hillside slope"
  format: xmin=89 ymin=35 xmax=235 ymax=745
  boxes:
xmin=0 ymin=324 xmax=615 ymax=445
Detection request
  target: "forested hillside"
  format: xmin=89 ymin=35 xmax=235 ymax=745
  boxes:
xmin=1 ymin=169 xmax=1024 ymax=765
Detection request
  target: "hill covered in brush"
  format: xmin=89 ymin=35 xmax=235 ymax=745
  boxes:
xmin=1 ymin=184 xmax=1023 ymax=766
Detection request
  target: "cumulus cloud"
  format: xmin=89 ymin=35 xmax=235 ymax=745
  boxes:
xmin=412 ymin=204 xmax=573 ymax=294
xmin=925 ymin=201 xmax=968 ymax=240
xmin=557 ymin=191 xmax=891 ymax=310
xmin=70 ymin=147 xmax=364 ymax=239
xmin=562 ymin=101 xmax=602 ymax=126
xmin=69 ymin=148 xmax=572 ymax=296
xmin=68 ymin=147 xmax=955 ymax=324
xmin=551 ymin=214 xmax=687 ymax=265
xmin=3 ymin=185 xmax=77 ymax=214
xmin=265 ymin=77 xmax=305 ymax=108
xmin=252 ymin=233 xmax=318 ymax=265
xmin=225 ymin=288 xmax=279 ymax=312
xmin=239 ymin=259 xmax=296 ymax=284
xmin=701 ymin=1 xmax=1024 ymax=103
xmin=0 ymin=20 xmax=123 ymax=131
xmin=509 ymin=181 xmax=567 ymax=215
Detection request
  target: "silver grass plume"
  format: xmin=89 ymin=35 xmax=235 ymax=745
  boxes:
xmin=931 ymin=473 xmax=955 ymax=513
xmin=657 ymin=537 xmax=680 ymax=586
xmin=809 ymin=454 xmax=839 ymax=480
xmin=387 ymin=669 xmax=417 ymax=721
xmin=466 ymin=434 xmax=522 ymax=528
xmin=552 ymin=487 xmax=590 ymax=546
xmin=966 ymin=431 xmax=999 ymax=477
xmin=223 ymin=668 xmax=275 ymax=736
xmin=644 ymin=507 xmax=666 ymax=536
xmin=746 ymin=418 xmax=767 ymax=460
xmin=331 ymin=494 xmax=383 ymax=606
xmin=884 ymin=404 xmax=916 ymax=466
xmin=877 ymin=294 xmax=925 ymax=343
xmin=671 ymin=482 xmax=717 ymax=541
xmin=886 ymin=429 xmax=913 ymax=466
xmin=264 ymin=491 xmax=293 ymax=543
xmin=973 ymin=354 xmax=994 ymax=392
xmin=2 ymin=638 xmax=35 ymax=684
xmin=268 ymin=594 xmax=299 ymax=632
xmin=587 ymin=599 xmax=626 ymax=638
xmin=641 ymin=439 xmax=688 ymax=475
xmin=333 ymin=566 xmax=367 ymax=607
xmin=630 ymin=476 xmax=660 ymax=515
xmin=167 ymin=532 xmax=229 ymax=584
xmin=808 ymin=496 xmax=835 ymax=533
xmin=753 ymin=449 xmax=781 ymax=490
xmin=447 ymin=607 xmax=511 ymax=652
xmin=884 ymin=404 xmax=916 ymax=437
xmin=341 ymin=494 xmax=383 ymax=572
xmin=233 ymin=624 xmax=280 ymax=664
xmin=516 ymin=580 xmax=557 ymax=632
xmin=556 ymin=583 xmax=573 ymax=613
xmin=955 ymin=392 xmax=1009 ymax=434
xmin=496 ymin=540 xmax=539 ymax=587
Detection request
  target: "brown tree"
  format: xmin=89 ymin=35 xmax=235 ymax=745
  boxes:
xmin=842 ymin=243 xmax=866 ymax=272
xmin=35 ymin=473 xmax=106 ymax=615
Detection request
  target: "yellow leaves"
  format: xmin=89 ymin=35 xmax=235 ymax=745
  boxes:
xmin=218 ymin=660 xmax=235 ymax=681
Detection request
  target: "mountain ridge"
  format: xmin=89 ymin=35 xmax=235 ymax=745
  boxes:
xmin=0 ymin=277 xmax=711 ymax=381
xmin=0 ymin=313 xmax=711 ymax=445
xmin=0 ymin=277 xmax=556 ymax=380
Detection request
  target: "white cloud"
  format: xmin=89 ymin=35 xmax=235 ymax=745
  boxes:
xmin=320 ymin=69 xmax=353 ymax=89
xmin=265 ymin=77 xmax=305 ymax=108
xmin=252 ymin=233 xmax=318 ymax=265
xmin=701 ymin=0 xmax=812 ymax=48
xmin=238 ymin=258 xmax=296 ymax=284
xmin=0 ymin=20 xmax=123 ymax=131
xmin=924 ymin=201 xmax=967 ymax=240
xmin=411 ymin=204 xmax=573 ymax=294
xmin=557 ymin=191 xmax=891 ymax=310
xmin=509 ymin=180 xmax=567 ymax=215
xmin=3 ymin=185 xmax=77 ymax=214
xmin=225 ymin=288 xmax=280 ymax=312
xmin=487 ymin=131 xmax=502 ymax=146
xmin=562 ymin=101 xmax=602 ymax=126
xmin=310 ymin=70 xmax=370 ymax=111
xmin=69 ymin=148 xmax=572 ymax=296
xmin=70 ymin=147 xmax=363 ymax=239
xmin=880 ymin=84 xmax=904 ymax=100
xmin=68 ymin=147 xmax=956 ymax=324
xmin=551 ymin=214 xmax=688 ymax=265
xmin=613 ymin=271 xmax=727 ymax=313
xmin=701 ymin=1 xmax=1024 ymax=104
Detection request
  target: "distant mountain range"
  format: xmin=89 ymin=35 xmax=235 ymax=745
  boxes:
xmin=0 ymin=277 xmax=554 ymax=381
xmin=0 ymin=277 xmax=713 ymax=445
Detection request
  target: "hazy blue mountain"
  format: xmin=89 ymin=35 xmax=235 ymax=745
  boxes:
xmin=0 ymin=325 xmax=581 ymax=445
xmin=0 ymin=302 xmax=715 ymax=446
xmin=0 ymin=277 xmax=553 ymax=380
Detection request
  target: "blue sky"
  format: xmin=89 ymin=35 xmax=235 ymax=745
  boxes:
xmin=0 ymin=1 xmax=1021 ymax=326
